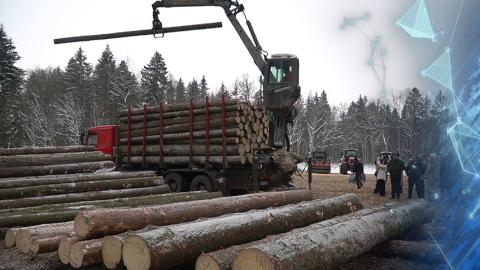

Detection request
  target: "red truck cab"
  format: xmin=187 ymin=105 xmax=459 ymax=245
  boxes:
xmin=85 ymin=125 xmax=117 ymax=157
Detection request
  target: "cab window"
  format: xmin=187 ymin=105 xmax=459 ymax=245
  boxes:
xmin=268 ymin=62 xmax=293 ymax=85
xmin=87 ymin=134 xmax=97 ymax=146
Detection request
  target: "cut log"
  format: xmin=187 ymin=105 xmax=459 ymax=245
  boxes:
xmin=232 ymin=201 xmax=433 ymax=270
xmin=0 ymin=151 xmax=111 ymax=167
xmin=371 ymin=240 xmax=443 ymax=263
xmin=15 ymin=221 xmax=74 ymax=253
xmin=0 ymin=145 xmax=95 ymax=156
xmin=118 ymin=128 xmax=242 ymax=145
xmin=121 ymin=194 xmax=363 ymax=270
xmin=75 ymin=190 xmax=312 ymax=239
xmin=4 ymin=228 xmax=20 ymax=248
xmin=31 ymin=235 xmax=68 ymax=254
xmin=70 ymin=238 xmax=104 ymax=268
xmin=0 ymin=190 xmax=221 ymax=218
xmin=123 ymin=156 xmax=246 ymax=166
xmin=117 ymin=144 xmax=244 ymax=157
xmin=119 ymin=116 xmax=241 ymax=138
xmin=0 ymin=185 xmax=170 ymax=210
xmin=119 ymin=105 xmax=241 ymax=122
xmin=0 ymin=161 xmax=115 ymax=178
xmin=0 ymin=176 xmax=163 ymax=199
xmin=118 ymin=100 xmax=239 ymax=116
xmin=59 ymin=237 xmax=79 ymax=264
xmin=0 ymin=171 xmax=156 ymax=189
xmin=196 ymin=206 xmax=390 ymax=270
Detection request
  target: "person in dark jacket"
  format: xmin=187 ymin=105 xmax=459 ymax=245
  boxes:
xmin=388 ymin=152 xmax=405 ymax=199
xmin=405 ymin=154 xmax=427 ymax=199
xmin=353 ymin=157 xmax=364 ymax=189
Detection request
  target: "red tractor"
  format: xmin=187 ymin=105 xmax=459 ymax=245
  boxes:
xmin=310 ymin=151 xmax=331 ymax=174
xmin=340 ymin=149 xmax=359 ymax=175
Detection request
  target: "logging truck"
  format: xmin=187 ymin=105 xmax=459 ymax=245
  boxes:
xmin=57 ymin=0 xmax=303 ymax=194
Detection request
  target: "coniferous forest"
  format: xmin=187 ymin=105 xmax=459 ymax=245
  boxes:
xmin=0 ymin=25 xmax=448 ymax=163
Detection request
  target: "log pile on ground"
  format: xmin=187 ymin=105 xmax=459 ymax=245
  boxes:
xmin=117 ymin=100 xmax=270 ymax=168
xmin=0 ymin=145 xmax=115 ymax=178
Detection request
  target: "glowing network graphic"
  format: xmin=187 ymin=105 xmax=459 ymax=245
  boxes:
xmin=447 ymin=119 xmax=480 ymax=177
xmin=395 ymin=0 xmax=437 ymax=42
xmin=421 ymin=47 xmax=453 ymax=90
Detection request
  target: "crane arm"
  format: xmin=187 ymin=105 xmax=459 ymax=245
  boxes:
xmin=152 ymin=0 xmax=266 ymax=73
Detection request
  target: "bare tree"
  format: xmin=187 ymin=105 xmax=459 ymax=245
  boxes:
xmin=55 ymin=94 xmax=83 ymax=145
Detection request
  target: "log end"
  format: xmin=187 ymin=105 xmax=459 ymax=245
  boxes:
xmin=16 ymin=231 xmax=33 ymax=253
xmin=69 ymin=242 xmax=85 ymax=269
xmin=123 ymin=236 xmax=151 ymax=270
xmin=233 ymin=248 xmax=275 ymax=270
xmin=195 ymin=254 xmax=221 ymax=270
xmin=4 ymin=228 xmax=18 ymax=248
xmin=102 ymin=236 xmax=124 ymax=269
xmin=58 ymin=237 xmax=78 ymax=264
xmin=74 ymin=213 xmax=90 ymax=239
xmin=30 ymin=241 xmax=40 ymax=254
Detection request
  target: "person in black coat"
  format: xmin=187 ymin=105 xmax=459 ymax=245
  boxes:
xmin=388 ymin=152 xmax=405 ymax=199
xmin=405 ymin=154 xmax=427 ymax=199
xmin=353 ymin=157 xmax=364 ymax=189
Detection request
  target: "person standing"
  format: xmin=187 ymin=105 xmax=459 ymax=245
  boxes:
xmin=388 ymin=152 xmax=405 ymax=199
xmin=406 ymin=154 xmax=427 ymax=199
xmin=353 ymin=157 xmax=364 ymax=189
xmin=375 ymin=156 xmax=388 ymax=196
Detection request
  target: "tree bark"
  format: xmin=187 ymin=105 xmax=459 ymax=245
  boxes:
xmin=0 ymin=185 xmax=170 ymax=210
xmin=121 ymin=194 xmax=363 ymax=270
xmin=117 ymin=144 xmax=245 ymax=157
xmin=232 ymin=201 xmax=433 ymax=270
xmin=0 ymin=151 xmax=111 ymax=167
xmin=75 ymin=190 xmax=313 ymax=240
xmin=15 ymin=221 xmax=74 ymax=253
xmin=403 ymin=224 xmax=447 ymax=241
xmin=0 ymin=171 xmax=155 ymax=189
xmin=0 ymin=190 xmax=221 ymax=218
xmin=118 ymin=128 xmax=241 ymax=145
xmin=70 ymin=238 xmax=104 ymax=268
xmin=0 ymin=176 xmax=163 ymax=200
xmin=118 ymin=105 xmax=240 ymax=122
xmin=0 ymin=161 xmax=115 ymax=178
xmin=196 ymin=206 xmax=389 ymax=270
xmin=0 ymin=145 xmax=95 ymax=156
xmin=118 ymin=100 xmax=240 ymax=116
xmin=119 ymin=117 xmax=241 ymax=138
xmin=31 ymin=235 xmax=71 ymax=254
xmin=371 ymin=240 xmax=443 ymax=263
xmin=123 ymin=156 xmax=246 ymax=166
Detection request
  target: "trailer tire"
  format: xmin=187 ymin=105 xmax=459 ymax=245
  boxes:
xmin=165 ymin=173 xmax=187 ymax=192
xmin=190 ymin=175 xmax=214 ymax=192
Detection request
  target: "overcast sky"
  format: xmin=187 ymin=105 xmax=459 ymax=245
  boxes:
xmin=0 ymin=0 xmax=460 ymax=105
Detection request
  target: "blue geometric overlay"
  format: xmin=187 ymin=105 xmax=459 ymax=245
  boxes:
xmin=447 ymin=119 xmax=480 ymax=177
xmin=396 ymin=0 xmax=437 ymax=42
xmin=422 ymin=47 xmax=453 ymax=90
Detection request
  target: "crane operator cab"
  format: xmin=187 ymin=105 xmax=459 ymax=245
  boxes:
xmin=264 ymin=54 xmax=300 ymax=148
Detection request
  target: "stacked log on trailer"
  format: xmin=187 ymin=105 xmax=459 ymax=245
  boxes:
xmin=0 ymin=145 xmax=115 ymax=178
xmin=117 ymin=98 xmax=270 ymax=168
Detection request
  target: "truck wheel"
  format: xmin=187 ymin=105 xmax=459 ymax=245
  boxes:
xmin=247 ymin=174 xmax=259 ymax=193
xmin=340 ymin=164 xmax=348 ymax=175
xmin=165 ymin=173 xmax=186 ymax=192
xmin=190 ymin=175 xmax=214 ymax=192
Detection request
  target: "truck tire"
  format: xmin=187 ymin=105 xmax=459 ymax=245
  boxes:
xmin=165 ymin=172 xmax=187 ymax=192
xmin=190 ymin=175 xmax=214 ymax=192
xmin=340 ymin=164 xmax=348 ymax=175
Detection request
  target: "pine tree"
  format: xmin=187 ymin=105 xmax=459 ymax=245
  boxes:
xmin=111 ymin=60 xmax=141 ymax=112
xmin=166 ymin=74 xmax=176 ymax=104
xmin=175 ymin=78 xmax=186 ymax=103
xmin=63 ymin=47 xmax=93 ymax=137
xmin=199 ymin=75 xmax=209 ymax=100
xmin=141 ymin=51 xmax=169 ymax=104
xmin=0 ymin=24 xmax=25 ymax=147
xmin=92 ymin=45 xmax=116 ymax=124
xmin=186 ymin=78 xmax=200 ymax=100
xmin=216 ymin=82 xmax=232 ymax=100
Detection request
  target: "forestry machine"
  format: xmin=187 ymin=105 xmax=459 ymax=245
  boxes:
xmin=55 ymin=0 xmax=303 ymax=192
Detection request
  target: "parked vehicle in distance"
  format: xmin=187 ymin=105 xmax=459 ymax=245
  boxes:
xmin=310 ymin=151 xmax=331 ymax=174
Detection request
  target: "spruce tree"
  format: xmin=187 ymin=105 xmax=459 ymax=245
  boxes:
xmin=111 ymin=60 xmax=140 ymax=111
xmin=175 ymin=78 xmax=186 ymax=103
xmin=187 ymin=78 xmax=200 ymax=100
xmin=141 ymin=51 xmax=169 ymax=104
xmin=216 ymin=82 xmax=231 ymax=100
xmin=0 ymin=24 xmax=25 ymax=147
xmin=92 ymin=45 xmax=116 ymax=124
xmin=63 ymin=47 xmax=93 ymax=136
xmin=199 ymin=75 xmax=209 ymax=100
